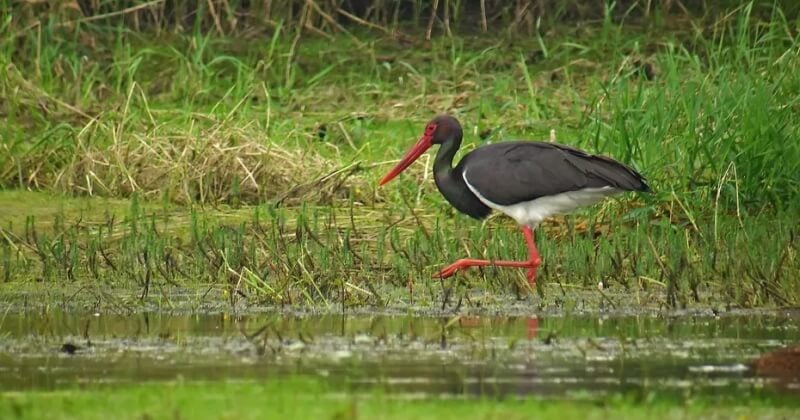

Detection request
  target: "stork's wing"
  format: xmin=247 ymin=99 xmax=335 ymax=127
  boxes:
xmin=459 ymin=141 xmax=649 ymax=206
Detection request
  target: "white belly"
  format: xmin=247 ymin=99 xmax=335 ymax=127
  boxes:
xmin=463 ymin=172 xmax=620 ymax=228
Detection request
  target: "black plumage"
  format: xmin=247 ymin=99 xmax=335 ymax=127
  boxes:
xmin=456 ymin=141 xmax=650 ymax=208
xmin=425 ymin=115 xmax=649 ymax=222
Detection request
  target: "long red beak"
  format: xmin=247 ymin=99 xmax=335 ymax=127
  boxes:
xmin=379 ymin=134 xmax=433 ymax=186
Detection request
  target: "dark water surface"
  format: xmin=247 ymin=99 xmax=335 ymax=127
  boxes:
xmin=1 ymin=309 xmax=799 ymax=398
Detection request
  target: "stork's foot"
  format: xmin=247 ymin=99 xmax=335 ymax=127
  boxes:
xmin=435 ymin=261 xmax=462 ymax=279
xmin=435 ymin=258 xmax=497 ymax=279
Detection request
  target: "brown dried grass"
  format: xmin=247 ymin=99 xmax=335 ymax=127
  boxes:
xmin=8 ymin=0 xmax=748 ymax=39
xmin=4 ymin=126 xmax=368 ymax=206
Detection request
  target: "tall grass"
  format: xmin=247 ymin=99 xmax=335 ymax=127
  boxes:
xmin=9 ymin=1 xmax=784 ymax=38
xmin=0 ymin=194 xmax=797 ymax=308
xmin=2 ymin=3 xmax=798 ymax=209
xmin=0 ymin=1 xmax=798 ymax=307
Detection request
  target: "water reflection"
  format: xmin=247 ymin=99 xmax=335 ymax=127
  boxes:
xmin=1 ymin=310 xmax=799 ymax=397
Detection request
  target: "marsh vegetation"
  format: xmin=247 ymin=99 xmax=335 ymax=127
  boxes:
xmin=2 ymin=0 xmax=798 ymax=309
xmin=1 ymin=1 xmax=799 ymax=417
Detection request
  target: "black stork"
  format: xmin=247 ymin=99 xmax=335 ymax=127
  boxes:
xmin=379 ymin=114 xmax=650 ymax=287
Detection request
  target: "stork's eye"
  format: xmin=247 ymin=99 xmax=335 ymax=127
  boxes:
xmin=425 ymin=124 xmax=437 ymax=135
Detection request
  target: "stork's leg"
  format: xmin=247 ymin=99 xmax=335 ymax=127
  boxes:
xmin=436 ymin=226 xmax=542 ymax=287
xmin=522 ymin=225 xmax=542 ymax=286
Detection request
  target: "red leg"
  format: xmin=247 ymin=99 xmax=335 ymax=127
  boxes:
xmin=436 ymin=226 xmax=542 ymax=287
xmin=522 ymin=226 xmax=542 ymax=287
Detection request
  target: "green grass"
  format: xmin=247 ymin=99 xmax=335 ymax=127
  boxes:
xmin=0 ymin=189 xmax=796 ymax=310
xmin=3 ymin=377 xmax=799 ymax=420
xmin=3 ymin=3 xmax=799 ymax=207
xmin=1 ymin=2 xmax=799 ymax=307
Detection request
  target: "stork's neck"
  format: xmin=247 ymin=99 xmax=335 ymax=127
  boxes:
xmin=431 ymin=132 xmax=490 ymax=220
xmin=433 ymin=128 xmax=492 ymax=219
xmin=433 ymin=134 xmax=462 ymax=178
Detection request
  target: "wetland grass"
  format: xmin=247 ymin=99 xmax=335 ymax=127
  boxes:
xmin=0 ymin=1 xmax=799 ymax=309
xmin=0 ymin=189 xmax=796 ymax=310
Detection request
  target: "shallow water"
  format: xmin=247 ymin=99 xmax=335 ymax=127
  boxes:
xmin=1 ymin=310 xmax=799 ymax=398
